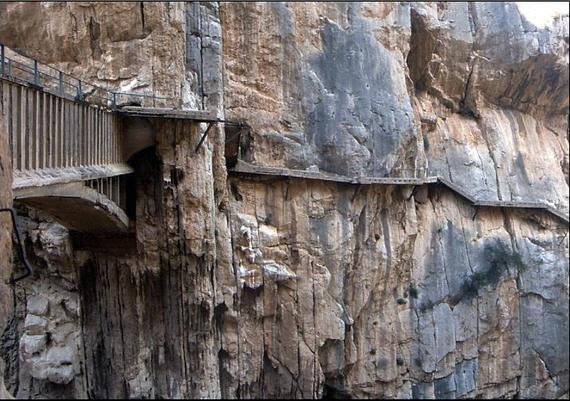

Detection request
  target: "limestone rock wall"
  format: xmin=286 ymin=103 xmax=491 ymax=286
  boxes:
xmin=408 ymin=2 xmax=569 ymax=213
xmin=0 ymin=1 xmax=568 ymax=399
xmin=222 ymin=2 xmax=424 ymax=177
xmin=0 ymin=2 xmax=187 ymax=100
xmin=220 ymin=177 xmax=568 ymax=399
xmin=2 ymin=208 xmax=86 ymax=399
xmin=0 ymin=62 xmax=15 ymax=400
xmin=221 ymin=2 xmax=569 ymax=211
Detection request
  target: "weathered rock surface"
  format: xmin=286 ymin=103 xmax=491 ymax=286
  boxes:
xmin=0 ymin=57 xmax=15 ymax=400
xmin=0 ymin=1 xmax=568 ymax=399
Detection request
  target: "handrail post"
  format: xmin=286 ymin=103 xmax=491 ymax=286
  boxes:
xmin=33 ymin=59 xmax=39 ymax=86
xmin=59 ymin=71 xmax=64 ymax=96
xmin=0 ymin=44 xmax=4 ymax=76
xmin=77 ymin=79 xmax=82 ymax=101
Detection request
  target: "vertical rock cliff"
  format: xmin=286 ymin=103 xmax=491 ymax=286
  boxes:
xmin=0 ymin=2 xmax=568 ymax=399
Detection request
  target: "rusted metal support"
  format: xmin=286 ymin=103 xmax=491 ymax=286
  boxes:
xmin=195 ymin=122 xmax=214 ymax=153
xmin=407 ymin=185 xmax=419 ymax=201
xmin=0 ymin=208 xmax=33 ymax=284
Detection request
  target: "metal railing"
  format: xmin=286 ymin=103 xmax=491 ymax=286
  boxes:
xmin=86 ymin=175 xmax=127 ymax=211
xmin=0 ymin=43 xmax=179 ymax=110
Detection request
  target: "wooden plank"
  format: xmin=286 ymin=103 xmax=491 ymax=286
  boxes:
xmin=114 ymin=114 xmax=119 ymax=162
xmin=27 ymin=88 xmax=33 ymax=170
xmin=76 ymin=103 xmax=81 ymax=166
xmin=95 ymin=107 xmax=100 ymax=165
xmin=116 ymin=115 xmax=119 ymax=162
xmin=25 ymin=89 xmax=31 ymax=170
xmin=9 ymin=83 xmax=18 ymax=170
xmin=44 ymin=93 xmax=49 ymax=168
xmin=63 ymin=100 xmax=68 ymax=167
xmin=46 ymin=93 xmax=50 ymax=168
xmin=86 ymin=107 xmax=90 ymax=166
xmin=118 ymin=106 xmax=220 ymax=122
xmin=66 ymin=99 xmax=71 ymax=167
xmin=98 ymin=110 xmax=102 ymax=164
xmin=35 ymin=90 xmax=40 ymax=169
xmin=92 ymin=107 xmax=96 ymax=165
xmin=100 ymin=110 xmax=104 ymax=164
xmin=99 ymin=110 xmax=109 ymax=164
xmin=70 ymin=101 xmax=75 ymax=167
xmin=74 ymin=102 xmax=79 ymax=166
xmin=93 ymin=108 xmax=97 ymax=165
xmin=107 ymin=112 xmax=111 ymax=164
xmin=84 ymin=106 xmax=88 ymax=166
xmin=41 ymin=91 xmax=47 ymax=169
xmin=31 ymin=90 xmax=37 ymax=170
xmin=92 ymin=108 xmax=96 ymax=165
xmin=108 ymin=113 xmax=112 ymax=163
xmin=91 ymin=107 xmax=95 ymax=165
xmin=20 ymin=86 xmax=26 ymax=170
xmin=50 ymin=94 xmax=55 ymax=168
xmin=56 ymin=97 xmax=62 ymax=168
xmin=103 ymin=112 xmax=107 ymax=164
xmin=109 ymin=113 xmax=113 ymax=163
xmin=1 ymin=82 xmax=11 ymax=172
xmin=80 ymin=105 xmax=85 ymax=166
xmin=99 ymin=110 xmax=103 ymax=164
xmin=54 ymin=96 xmax=59 ymax=168
xmin=33 ymin=90 xmax=38 ymax=169
xmin=69 ymin=102 xmax=74 ymax=167
xmin=69 ymin=101 xmax=73 ymax=167
xmin=59 ymin=97 xmax=64 ymax=168
xmin=15 ymin=84 xmax=20 ymax=170
xmin=104 ymin=112 xmax=109 ymax=164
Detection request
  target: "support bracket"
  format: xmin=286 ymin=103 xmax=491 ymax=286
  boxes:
xmin=472 ymin=205 xmax=479 ymax=221
xmin=195 ymin=122 xmax=215 ymax=153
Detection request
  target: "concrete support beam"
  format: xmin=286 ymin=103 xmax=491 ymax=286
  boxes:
xmin=12 ymin=163 xmax=134 ymax=190
xmin=14 ymin=182 xmax=130 ymax=234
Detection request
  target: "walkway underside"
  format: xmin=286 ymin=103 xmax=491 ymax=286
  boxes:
xmin=14 ymin=182 xmax=130 ymax=234
xmin=12 ymin=163 xmax=134 ymax=190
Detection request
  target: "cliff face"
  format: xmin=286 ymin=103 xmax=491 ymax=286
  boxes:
xmin=0 ymin=2 xmax=568 ymax=399
xmin=222 ymin=2 xmax=569 ymax=210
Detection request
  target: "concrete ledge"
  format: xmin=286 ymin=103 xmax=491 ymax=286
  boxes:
xmin=14 ymin=182 xmax=130 ymax=234
xmin=117 ymin=107 xmax=220 ymax=122
xmin=13 ymin=163 xmax=134 ymax=190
